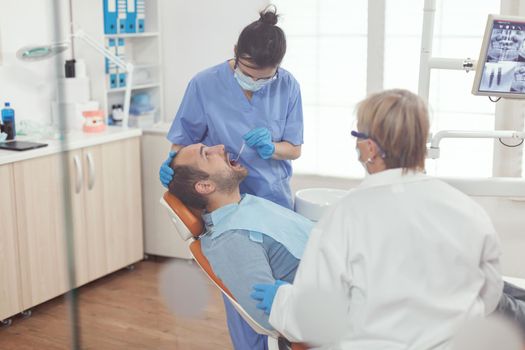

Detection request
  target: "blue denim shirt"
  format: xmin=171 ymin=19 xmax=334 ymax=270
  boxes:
xmin=201 ymin=211 xmax=300 ymax=330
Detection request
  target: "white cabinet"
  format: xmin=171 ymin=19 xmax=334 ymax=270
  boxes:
xmin=3 ymin=137 xmax=143 ymax=318
xmin=70 ymin=138 xmax=144 ymax=282
xmin=14 ymin=153 xmax=70 ymax=309
xmin=100 ymin=137 xmax=144 ymax=271
xmin=74 ymin=138 xmax=144 ymax=279
xmin=78 ymin=145 xmax=108 ymax=282
xmin=0 ymin=164 xmax=22 ymax=322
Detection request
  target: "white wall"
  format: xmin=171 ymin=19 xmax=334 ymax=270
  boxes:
xmin=0 ymin=0 xmax=269 ymax=125
xmin=160 ymin=0 xmax=268 ymax=121
xmin=0 ymin=0 xmax=69 ymax=125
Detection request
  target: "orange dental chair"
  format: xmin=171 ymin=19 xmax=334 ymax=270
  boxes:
xmin=160 ymin=192 xmax=308 ymax=350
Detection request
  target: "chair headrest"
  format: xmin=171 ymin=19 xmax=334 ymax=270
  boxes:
xmin=160 ymin=192 xmax=204 ymax=241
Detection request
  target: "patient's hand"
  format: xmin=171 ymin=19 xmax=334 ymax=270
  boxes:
xmin=251 ymin=280 xmax=289 ymax=315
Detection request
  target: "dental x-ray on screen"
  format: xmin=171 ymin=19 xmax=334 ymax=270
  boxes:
xmin=473 ymin=14 xmax=525 ymax=98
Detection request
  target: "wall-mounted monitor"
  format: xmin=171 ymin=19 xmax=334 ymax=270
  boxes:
xmin=472 ymin=14 xmax=525 ymax=99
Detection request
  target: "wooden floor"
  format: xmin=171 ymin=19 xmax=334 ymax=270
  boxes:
xmin=0 ymin=259 xmax=233 ymax=350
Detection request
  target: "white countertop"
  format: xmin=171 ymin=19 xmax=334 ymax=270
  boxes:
xmin=141 ymin=122 xmax=171 ymax=135
xmin=0 ymin=126 xmax=142 ymax=166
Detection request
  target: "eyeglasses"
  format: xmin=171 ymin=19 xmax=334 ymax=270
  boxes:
xmin=351 ymin=130 xmax=386 ymax=159
xmin=234 ymin=57 xmax=279 ymax=81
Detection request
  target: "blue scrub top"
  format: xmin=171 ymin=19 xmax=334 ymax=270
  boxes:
xmin=167 ymin=61 xmax=304 ymax=209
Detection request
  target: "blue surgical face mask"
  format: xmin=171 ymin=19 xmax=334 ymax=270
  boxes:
xmin=234 ymin=67 xmax=276 ymax=92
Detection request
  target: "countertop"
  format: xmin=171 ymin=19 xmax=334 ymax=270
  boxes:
xmin=141 ymin=122 xmax=171 ymax=135
xmin=0 ymin=126 xmax=142 ymax=166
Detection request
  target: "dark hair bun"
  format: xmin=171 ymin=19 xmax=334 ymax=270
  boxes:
xmin=259 ymin=5 xmax=279 ymax=26
xmin=236 ymin=4 xmax=286 ymax=67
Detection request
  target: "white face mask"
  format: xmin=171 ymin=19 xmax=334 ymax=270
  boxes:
xmin=234 ymin=67 xmax=276 ymax=92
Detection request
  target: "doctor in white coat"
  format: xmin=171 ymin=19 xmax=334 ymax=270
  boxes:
xmin=253 ymin=89 xmax=503 ymax=349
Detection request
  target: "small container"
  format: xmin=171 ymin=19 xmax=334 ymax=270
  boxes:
xmin=111 ymin=104 xmax=124 ymax=125
xmin=1 ymin=102 xmax=15 ymax=140
xmin=128 ymin=108 xmax=156 ymax=128
xmin=82 ymin=110 xmax=106 ymax=133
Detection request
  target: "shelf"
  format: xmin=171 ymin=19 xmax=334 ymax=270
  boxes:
xmin=105 ymin=32 xmax=160 ymax=39
xmin=132 ymin=62 xmax=160 ymax=69
xmin=107 ymin=83 xmax=160 ymax=93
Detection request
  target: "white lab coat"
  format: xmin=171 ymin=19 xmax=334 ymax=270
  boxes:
xmin=270 ymin=169 xmax=503 ymax=350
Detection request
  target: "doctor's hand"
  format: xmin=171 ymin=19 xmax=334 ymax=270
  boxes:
xmin=243 ymin=127 xmax=275 ymax=160
xmin=159 ymin=151 xmax=177 ymax=188
xmin=250 ymin=280 xmax=288 ymax=315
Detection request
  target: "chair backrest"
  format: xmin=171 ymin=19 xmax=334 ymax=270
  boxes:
xmin=160 ymin=192 xmax=203 ymax=240
xmin=160 ymin=191 xmax=281 ymax=339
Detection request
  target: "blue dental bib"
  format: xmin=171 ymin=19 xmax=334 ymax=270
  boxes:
xmin=209 ymin=194 xmax=314 ymax=259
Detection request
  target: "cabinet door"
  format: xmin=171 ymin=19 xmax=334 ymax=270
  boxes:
xmin=14 ymin=153 xmax=70 ymax=309
xmin=82 ymin=145 xmax=109 ymax=281
xmin=0 ymin=164 xmax=22 ymax=320
xmin=100 ymin=137 xmax=144 ymax=272
xmin=68 ymin=150 xmax=89 ymax=287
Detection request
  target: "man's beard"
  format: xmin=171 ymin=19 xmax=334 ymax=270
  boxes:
xmin=210 ymin=167 xmax=248 ymax=193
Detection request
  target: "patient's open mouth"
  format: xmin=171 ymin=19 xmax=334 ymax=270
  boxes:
xmin=227 ymin=153 xmax=242 ymax=168
xmin=229 ymin=159 xmax=242 ymax=168
xmin=226 ymin=153 xmax=239 ymax=167
xmin=226 ymin=142 xmax=246 ymax=169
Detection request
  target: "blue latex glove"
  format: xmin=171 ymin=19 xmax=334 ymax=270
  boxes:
xmin=159 ymin=151 xmax=177 ymax=188
xmin=250 ymin=280 xmax=288 ymax=315
xmin=243 ymin=127 xmax=275 ymax=160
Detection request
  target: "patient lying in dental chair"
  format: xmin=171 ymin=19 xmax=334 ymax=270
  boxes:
xmin=168 ymin=143 xmax=312 ymax=329
xmin=168 ymin=143 xmax=525 ymax=334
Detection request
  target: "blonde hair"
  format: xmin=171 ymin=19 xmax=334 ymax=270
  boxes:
xmin=356 ymin=89 xmax=429 ymax=171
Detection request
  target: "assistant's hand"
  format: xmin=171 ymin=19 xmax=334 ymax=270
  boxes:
xmin=250 ymin=280 xmax=288 ymax=315
xmin=243 ymin=127 xmax=275 ymax=160
xmin=159 ymin=151 xmax=177 ymax=188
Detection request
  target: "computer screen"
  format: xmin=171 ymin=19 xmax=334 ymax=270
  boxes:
xmin=472 ymin=15 xmax=525 ymax=98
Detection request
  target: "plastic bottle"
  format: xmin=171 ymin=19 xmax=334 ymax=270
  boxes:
xmin=1 ymin=102 xmax=15 ymax=140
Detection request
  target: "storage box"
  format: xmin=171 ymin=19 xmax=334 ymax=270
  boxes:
xmin=128 ymin=109 xmax=156 ymax=128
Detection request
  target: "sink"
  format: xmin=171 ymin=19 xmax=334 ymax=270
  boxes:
xmin=294 ymin=188 xmax=349 ymax=221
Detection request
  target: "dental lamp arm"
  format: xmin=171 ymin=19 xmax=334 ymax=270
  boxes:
xmin=427 ymin=57 xmax=477 ymax=72
xmin=72 ymin=29 xmax=134 ymax=128
xmin=72 ymin=29 xmax=129 ymax=71
xmin=428 ymin=130 xmax=525 ymax=159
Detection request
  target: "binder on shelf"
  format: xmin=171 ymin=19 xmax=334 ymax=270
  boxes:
xmin=109 ymin=72 xmax=118 ymax=89
xmin=117 ymin=38 xmax=127 ymax=88
xmin=107 ymin=39 xmax=118 ymax=89
xmin=136 ymin=0 xmax=145 ymax=32
xmin=117 ymin=0 xmax=127 ymax=33
xmin=126 ymin=0 xmax=137 ymax=33
xmin=103 ymin=0 xmax=118 ymax=34
xmin=118 ymin=73 xmax=127 ymax=88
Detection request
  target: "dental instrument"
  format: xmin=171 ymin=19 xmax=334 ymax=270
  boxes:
xmin=234 ymin=142 xmax=246 ymax=162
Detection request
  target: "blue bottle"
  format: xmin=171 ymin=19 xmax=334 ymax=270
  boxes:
xmin=1 ymin=102 xmax=15 ymax=140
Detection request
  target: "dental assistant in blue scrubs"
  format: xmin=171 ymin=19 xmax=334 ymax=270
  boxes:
xmin=159 ymin=6 xmax=304 ymax=350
